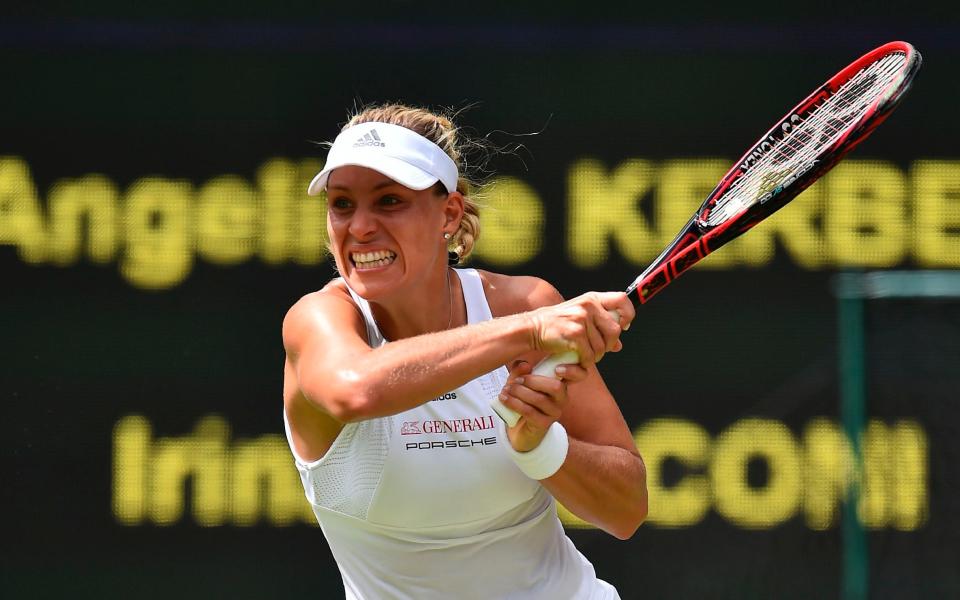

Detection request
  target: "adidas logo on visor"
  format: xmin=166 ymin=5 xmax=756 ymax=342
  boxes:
xmin=352 ymin=129 xmax=385 ymax=148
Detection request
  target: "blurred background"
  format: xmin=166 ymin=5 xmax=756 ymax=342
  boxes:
xmin=2 ymin=3 xmax=959 ymax=599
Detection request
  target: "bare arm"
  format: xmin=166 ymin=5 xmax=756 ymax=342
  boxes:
xmin=543 ymin=368 xmax=647 ymax=540
xmin=546 ymin=442 xmax=647 ymax=539
xmin=496 ymin=283 xmax=647 ymax=539
xmin=283 ymin=281 xmax=633 ymax=423
xmin=283 ymin=288 xmax=533 ymax=423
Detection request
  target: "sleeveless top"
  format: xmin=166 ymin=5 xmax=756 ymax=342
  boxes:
xmin=283 ymin=268 xmax=620 ymax=599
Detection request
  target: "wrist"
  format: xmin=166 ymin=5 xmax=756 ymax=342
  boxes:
xmin=523 ymin=310 xmax=543 ymax=352
xmin=501 ymin=311 xmax=541 ymax=354
xmin=505 ymin=421 xmax=569 ymax=480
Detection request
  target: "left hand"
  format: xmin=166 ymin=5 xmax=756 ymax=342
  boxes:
xmin=499 ymin=359 xmax=588 ymax=452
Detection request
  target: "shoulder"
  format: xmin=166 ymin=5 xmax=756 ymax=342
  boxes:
xmin=473 ymin=269 xmax=564 ymax=318
xmin=282 ymin=279 xmax=364 ymax=353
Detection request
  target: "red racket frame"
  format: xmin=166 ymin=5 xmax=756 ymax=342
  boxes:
xmin=626 ymin=41 xmax=922 ymax=305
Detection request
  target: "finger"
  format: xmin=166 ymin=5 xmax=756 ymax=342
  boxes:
xmin=505 ymin=380 xmax=563 ymax=418
xmin=514 ymin=373 xmax=566 ymax=398
xmin=595 ymin=313 xmax=623 ymax=353
xmin=619 ymin=294 xmax=636 ymax=330
xmin=554 ymin=363 xmax=588 ymax=382
xmin=500 ymin=393 xmax=554 ymax=430
xmin=509 ymin=359 xmax=533 ymax=380
xmin=597 ymin=291 xmax=635 ymax=331
xmin=525 ymin=378 xmax=570 ymax=412
xmin=575 ymin=340 xmax=594 ymax=370
xmin=569 ymin=329 xmax=594 ymax=367
xmin=579 ymin=296 xmax=619 ymax=356
xmin=586 ymin=320 xmax=607 ymax=364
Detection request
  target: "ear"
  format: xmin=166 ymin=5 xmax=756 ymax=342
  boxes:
xmin=442 ymin=191 xmax=465 ymax=235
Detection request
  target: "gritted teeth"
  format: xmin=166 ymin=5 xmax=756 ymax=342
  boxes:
xmin=351 ymin=250 xmax=397 ymax=268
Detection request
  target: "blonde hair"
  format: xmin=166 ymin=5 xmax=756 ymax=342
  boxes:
xmin=342 ymin=104 xmax=482 ymax=262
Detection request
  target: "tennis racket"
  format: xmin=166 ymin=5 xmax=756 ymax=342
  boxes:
xmin=492 ymin=40 xmax=922 ymax=427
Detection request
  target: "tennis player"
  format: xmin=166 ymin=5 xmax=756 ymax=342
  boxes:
xmin=282 ymin=104 xmax=647 ymax=599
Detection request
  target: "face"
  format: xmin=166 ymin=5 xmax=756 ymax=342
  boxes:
xmin=325 ymin=165 xmax=463 ymax=299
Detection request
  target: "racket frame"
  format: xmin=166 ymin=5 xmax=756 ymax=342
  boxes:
xmin=627 ymin=40 xmax=922 ymax=305
xmin=492 ymin=41 xmax=921 ymax=427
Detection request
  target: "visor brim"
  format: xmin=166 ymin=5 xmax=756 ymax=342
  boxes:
xmin=306 ymin=153 xmax=441 ymax=196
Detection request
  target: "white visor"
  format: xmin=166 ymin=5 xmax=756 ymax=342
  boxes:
xmin=307 ymin=121 xmax=459 ymax=195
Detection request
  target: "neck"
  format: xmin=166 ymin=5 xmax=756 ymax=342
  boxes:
xmin=368 ymin=267 xmax=461 ymax=341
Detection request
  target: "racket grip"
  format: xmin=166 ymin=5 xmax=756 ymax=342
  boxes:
xmin=490 ymin=397 xmax=522 ymax=427
xmin=491 ymin=309 xmax=621 ymax=427
xmin=491 ymin=351 xmax=577 ymax=426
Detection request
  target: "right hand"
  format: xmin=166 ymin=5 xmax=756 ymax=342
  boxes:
xmin=526 ymin=291 xmax=635 ymax=369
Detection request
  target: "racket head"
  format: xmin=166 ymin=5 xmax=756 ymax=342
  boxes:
xmin=629 ymin=41 xmax=922 ymax=304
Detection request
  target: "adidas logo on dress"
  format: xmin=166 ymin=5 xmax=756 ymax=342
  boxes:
xmin=353 ymin=129 xmax=385 ymax=148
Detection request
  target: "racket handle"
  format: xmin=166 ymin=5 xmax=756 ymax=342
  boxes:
xmin=491 ymin=309 xmax=621 ymax=427
xmin=490 ymin=397 xmax=521 ymax=428
xmin=491 ymin=351 xmax=577 ymax=426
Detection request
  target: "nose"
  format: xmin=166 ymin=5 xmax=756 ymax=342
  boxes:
xmin=348 ymin=205 xmax=378 ymax=240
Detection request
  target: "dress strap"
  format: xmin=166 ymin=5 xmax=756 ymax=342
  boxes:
xmin=453 ymin=268 xmax=493 ymax=324
xmin=342 ymin=279 xmax=387 ymax=347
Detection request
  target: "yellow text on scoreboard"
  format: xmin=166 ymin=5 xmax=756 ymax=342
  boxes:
xmin=112 ymin=414 xmax=927 ymax=531
xmin=1 ymin=156 xmax=959 ymax=290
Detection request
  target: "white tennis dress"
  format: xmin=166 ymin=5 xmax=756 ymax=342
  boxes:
xmin=283 ymin=268 xmax=620 ymax=599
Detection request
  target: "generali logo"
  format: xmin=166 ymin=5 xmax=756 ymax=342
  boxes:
xmin=400 ymin=421 xmax=422 ymax=435
xmin=400 ymin=415 xmax=495 ymax=435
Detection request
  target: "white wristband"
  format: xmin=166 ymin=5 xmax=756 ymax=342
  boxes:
xmin=506 ymin=422 xmax=569 ymax=480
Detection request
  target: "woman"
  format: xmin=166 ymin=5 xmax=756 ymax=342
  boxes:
xmin=282 ymin=104 xmax=647 ymax=599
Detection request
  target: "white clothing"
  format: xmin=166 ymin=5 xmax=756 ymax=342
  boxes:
xmin=283 ymin=268 xmax=620 ymax=599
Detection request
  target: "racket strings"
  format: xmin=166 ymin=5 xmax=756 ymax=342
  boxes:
xmin=775 ymin=53 xmax=903 ymax=162
xmin=732 ymin=53 xmax=904 ymax=200
xmin=704 ymin=52 xmax=907 ymax=227
xmin=728 ymin=53 xmax=902 ymax=206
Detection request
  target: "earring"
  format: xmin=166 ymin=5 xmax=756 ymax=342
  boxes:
xmin=443 ymin=232 xmax=451 ymax=240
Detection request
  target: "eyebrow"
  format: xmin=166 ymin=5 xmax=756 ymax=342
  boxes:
xmin=327 ymin=180 xmax=398 ymax=192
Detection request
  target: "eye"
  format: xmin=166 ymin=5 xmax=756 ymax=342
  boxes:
xmin=378 ymin=195 xmax=403 ymax=207
xmin=330 ymin=196 xmax=352 ymax=210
